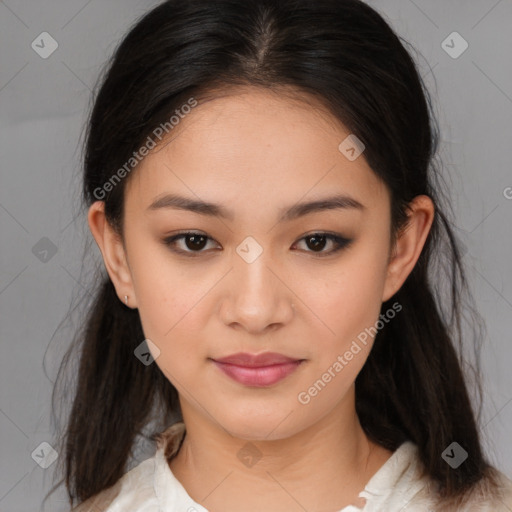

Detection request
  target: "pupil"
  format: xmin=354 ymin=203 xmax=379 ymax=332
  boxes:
xmin=308 ymin=234 xmax=326 ymax=251
xmin=186 ymin=234 xmax=207 ymax=250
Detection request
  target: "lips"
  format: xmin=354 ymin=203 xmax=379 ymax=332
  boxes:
xmin=211 ymin=352 xmax=304 ymax=387
xmin=213 ymin=352 xmax=301 ymax=367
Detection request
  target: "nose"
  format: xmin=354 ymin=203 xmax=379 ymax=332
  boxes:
xmin=218 ymin=251 xmax=295 ymax=335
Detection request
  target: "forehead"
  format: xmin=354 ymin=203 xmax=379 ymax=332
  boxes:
xmin=125 ymin=86 xmax=388 ymax=217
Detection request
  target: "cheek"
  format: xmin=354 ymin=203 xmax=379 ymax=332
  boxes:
xmin=301 ymin=251 xmax=388 ymax=346
xmin=294 ymin=250 xmax=388 ymax=409
xmin=127 ymin=240 xmax=204 ymax=355
xmin=134 ymin=268 xmax=206 ymax=386
xmin=299 ymin=259 xmax=388 ymax=408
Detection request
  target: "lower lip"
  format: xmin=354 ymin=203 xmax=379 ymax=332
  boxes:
xmin=212 ymin=360 xmax=303 ymax=387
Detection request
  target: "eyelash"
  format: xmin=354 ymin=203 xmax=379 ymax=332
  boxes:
xmin=162 ymin=231 xmax=353 ymax=258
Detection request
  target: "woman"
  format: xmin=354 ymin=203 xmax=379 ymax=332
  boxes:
xmin=47 ymin=0 xmax=512 ymax=510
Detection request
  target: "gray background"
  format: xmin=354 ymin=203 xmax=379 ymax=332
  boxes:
xmin=0 ymin=0 xmax=511 ymax=510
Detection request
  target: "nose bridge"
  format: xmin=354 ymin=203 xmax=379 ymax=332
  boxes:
xmin=220 ymin=235 xmax=293 ymax=331
xmin=233 ymin=237 xmax=276 ymax=304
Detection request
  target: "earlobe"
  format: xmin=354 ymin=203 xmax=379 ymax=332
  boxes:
xmin=87 ymin=201 xmax=136 ymax=307
xmin=382 ymin=195 xmax=434 ymax=302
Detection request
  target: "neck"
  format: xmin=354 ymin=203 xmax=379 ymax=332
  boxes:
xmin=168 ymin=387 xmax=392 ymax=512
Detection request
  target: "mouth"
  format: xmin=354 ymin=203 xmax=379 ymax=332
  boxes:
xmin=210 ymin=352 xmax=305 ymax=387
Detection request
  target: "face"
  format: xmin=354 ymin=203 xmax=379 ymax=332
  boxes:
xmin=103 ymin=86 xmax=399 ymax=440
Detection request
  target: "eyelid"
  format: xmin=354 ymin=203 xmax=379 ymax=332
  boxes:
xmin=162 ymin=230 xmax=353 ymax=257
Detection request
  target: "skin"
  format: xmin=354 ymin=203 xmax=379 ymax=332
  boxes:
xmin=88 ymin=85 xmax=434 ymax=512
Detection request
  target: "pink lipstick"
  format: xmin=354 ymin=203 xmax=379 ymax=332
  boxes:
xmin=211 ymin=352 xmax=304 ymax=387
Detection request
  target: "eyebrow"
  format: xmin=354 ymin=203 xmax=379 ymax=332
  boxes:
xmin=147 ymin=193 xmax=365 ymax=222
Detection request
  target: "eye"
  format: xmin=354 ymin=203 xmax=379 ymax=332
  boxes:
xmin=163 ymin=231 xmax=219 ymax=257
xmin=292 ymin=232 xmax=353 ymax=257
xmin=162 ymin=231 xmax=352 ymax=257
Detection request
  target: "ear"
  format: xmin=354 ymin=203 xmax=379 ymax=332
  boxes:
xmin=382 ymin=195 xmax=434 ymax=302
xmin=88 ymin=201 xmax=137 ymax=308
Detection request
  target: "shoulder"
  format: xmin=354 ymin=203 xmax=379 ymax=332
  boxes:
xmin=365 ymin=441 xmax=512 ymax=511
xmin=70 ymin=456 xmax=156 ymax=512
xmin=70 ymin=479 xmax=123 ymax=512
xmin=70 ymin=422 xmax=186 ymax=512
xmin=401 ymin=443 xmax=512 ymax=511
xmin=456 ymin=468 xmax=512 ymax=511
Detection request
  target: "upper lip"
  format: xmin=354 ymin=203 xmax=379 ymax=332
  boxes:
xmin=212 ymin=352 xmax=302 ymax=367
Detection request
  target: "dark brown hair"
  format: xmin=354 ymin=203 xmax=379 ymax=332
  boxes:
xmin=45 ymin=0 xmax=504 ymax=508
